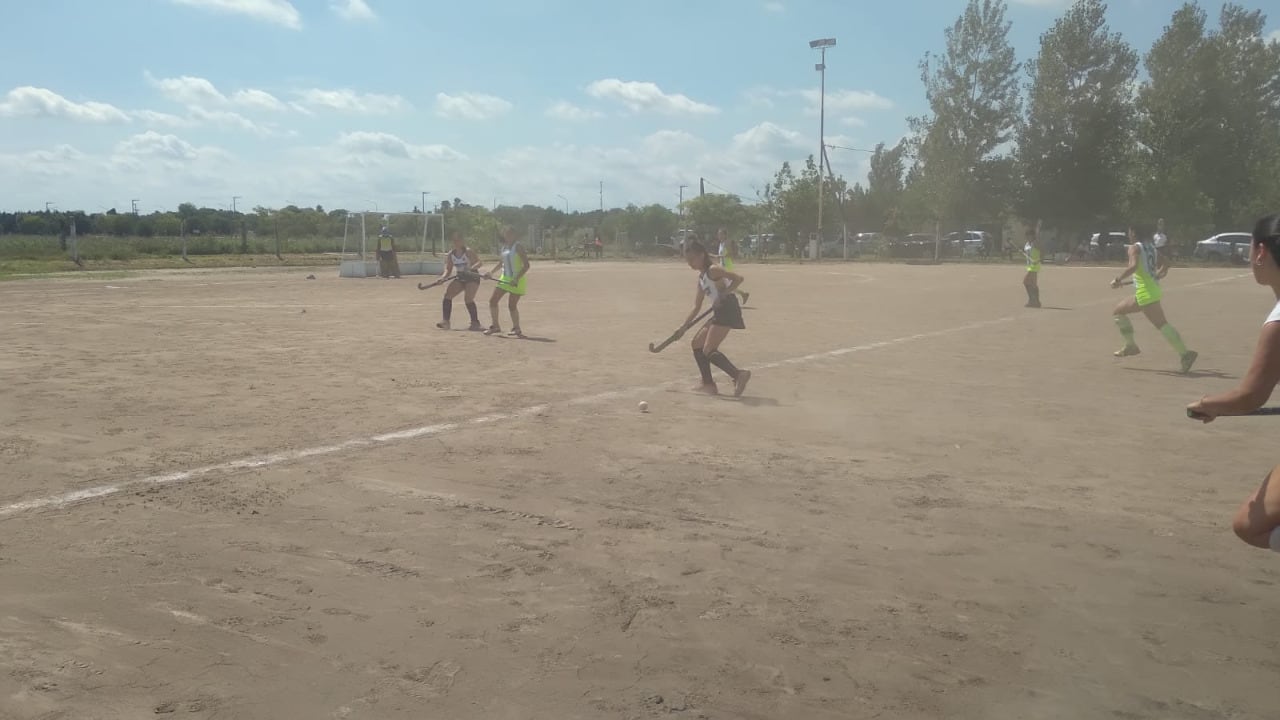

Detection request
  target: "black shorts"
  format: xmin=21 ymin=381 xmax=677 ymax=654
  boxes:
xmin=711 ymin=294 xmax=745 ymax=329
xmin=454 ymin=270 xmax=482 ymax=285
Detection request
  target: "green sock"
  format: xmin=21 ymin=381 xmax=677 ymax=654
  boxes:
xmin=1160 ymin=324 xmax=1188 ymax=355
xmin=1114 ymin=315 xmax=1136 ymax=346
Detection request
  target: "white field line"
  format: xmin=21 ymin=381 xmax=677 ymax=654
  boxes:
xmin=0 ymin=273 xmax=1248 ymax=520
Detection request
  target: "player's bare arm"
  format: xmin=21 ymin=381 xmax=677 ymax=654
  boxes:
xmin=1190 ymin=323 xmax=1280 ymax=421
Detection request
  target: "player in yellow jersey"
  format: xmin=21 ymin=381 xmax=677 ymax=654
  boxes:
xmin=713 ymin=228 xmax=749 ymax=306
xmin=1022 ymin=220 xmax=1043 ymax=308
xmin=1110 ymin=222 xmax=1197 ymax=373
xmin=1186 ymin=214 xmax=1280 ymax=552
xmin=482 ymin=225 xmax=530 ymax=338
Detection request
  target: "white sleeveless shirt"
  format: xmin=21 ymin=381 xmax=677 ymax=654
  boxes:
xmin=449 ymin=248 xmax=470 ymax=273
xmin=699 ymin=269 xmax=723 ymax=306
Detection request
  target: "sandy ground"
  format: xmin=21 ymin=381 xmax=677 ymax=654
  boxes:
xmin=2 ymin=260 xmax=1278 ymax=720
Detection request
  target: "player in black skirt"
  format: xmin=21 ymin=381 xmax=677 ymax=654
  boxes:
xmin=438 ymin=230 xmax=484 ymax=331
xmin=682 ymin=238 xmax=751 ymax=396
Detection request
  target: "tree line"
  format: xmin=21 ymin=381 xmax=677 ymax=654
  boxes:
xmin=782 ymin=0 xmax=1280 ymax=253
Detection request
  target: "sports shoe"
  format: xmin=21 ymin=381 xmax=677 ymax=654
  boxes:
xmin=1114 ymin=345 xmax=1141 ymax=358
xmin=484 ymin=326 xmax=502 ymax=336
xmin=436 ymin=321 xmax=450 ymax=330
xmin=733 ymin=370 xmax=752 ymax=397
xmin=468 ymin=322 xmax=484 ymax=332
xmin=1180 ymin=350 xmax=1198 ymax=374
xmin=508 ymin=328 xmax=524 ymax=338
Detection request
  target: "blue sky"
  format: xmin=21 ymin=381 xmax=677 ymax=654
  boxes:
xmin=2 ymin=0 xmax=1276 ymax=214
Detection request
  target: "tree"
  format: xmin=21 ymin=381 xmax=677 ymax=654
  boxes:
xmin=864 ymin=141 xmax=909 ymax=230
xmin=1017 ymin=0 xmax=1138 ymax=235
xmin=763 ymin=155 xmax=850 ymax=253
xmin=1132 ymin=3 xmax=1216 ymax=243
xmin=909 ymin=0 xmax=1022 ymax=228
xmin=682 ymin=193 xmax=752 ymax=238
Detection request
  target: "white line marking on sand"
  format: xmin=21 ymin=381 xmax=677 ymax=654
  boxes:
xmin=0 ymin=272 xmax=1248 ymax=520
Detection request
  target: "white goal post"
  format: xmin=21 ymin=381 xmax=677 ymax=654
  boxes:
xmin=338 ymin=211 xmax=446 ymax=278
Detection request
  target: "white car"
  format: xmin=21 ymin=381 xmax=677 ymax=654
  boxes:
xmin=945 ymin=230 xmax=991 ymax=257
xmin=1193 ymin=232 xmax=1251 ymax=263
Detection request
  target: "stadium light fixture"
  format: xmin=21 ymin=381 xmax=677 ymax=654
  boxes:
xmin=809 ymin=37 xmax=836 ymax=257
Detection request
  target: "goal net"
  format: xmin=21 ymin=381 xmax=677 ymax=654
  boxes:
xmin=338 ymin=211 xmax=445 ymax=278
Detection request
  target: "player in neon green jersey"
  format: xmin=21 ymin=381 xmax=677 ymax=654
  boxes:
xmin=713 ymin=228 xmax=749 ymax=306
xmin=1022 ymin=220 xmax=1043 ymax=308
xmin=1110 ymin=222 xmax=1197 ymax=373
xmin=482 ymin=225 xmax=530 ymax=338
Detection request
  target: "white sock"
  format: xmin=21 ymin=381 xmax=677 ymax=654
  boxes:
xmin=1269 ymin=527 xmax=1280 ymax=553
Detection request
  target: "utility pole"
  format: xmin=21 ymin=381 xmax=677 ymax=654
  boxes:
xmin=131 ymin=199 xmax=140 ymax=216
xmin=232 ymin=196 xmax=241 ymax=213
xmin=678 ymin=184 xmax=688 ymax=248
xmin=809 ymin=37 xmax=836 ymax=260
xmin=599 ymin=181 xmax=603 ymax=212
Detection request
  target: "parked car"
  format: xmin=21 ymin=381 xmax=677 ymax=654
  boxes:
xmin=1089 ymin=232 xmax=1129 ymax=261
xmin=889 ymin=233 xmax=937 ymax=258
xmin=945 ymin=230 xmax=992 ymax=257
xmin=1193 ymin=232 xmax=1252 ymax=263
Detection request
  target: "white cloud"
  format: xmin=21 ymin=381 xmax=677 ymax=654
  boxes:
xmin=1267 ymin=29 xmax=1280 ymax=44
xmin=2 ymin=145 xmax=88 ymax=178
xmin=0 ymin=120 xmax=831 ymax=215
xmin=0 ymin=86 xmax=130 ymax=123
xmin=146 ymin=73 xmax=284 ymax=115
xmin=746 ymin=86 xmax=893 ymax=123
xmin=132 ymin=109 xmax=194 ymax=128
xmin=115 ymin=131 xmax=202 ymax=161
xmin=763 ymin=1 xmax=785 ymax=12
xmin=188 ymin=106 xmax=269 ymax=134
xmin=169 ymin=0 xmax=301 ymax=29
xmin=585 ymin=79 xmax=719 ymax=116
xmin=797 ymin=88 xmax=893 ymax=114
xmin=434 ymin=92 xmax=513 ymax=120
xmin=743 ymin=86 xmax=776 ymax=109
xmin=335 ymin=131 xmax=465 ymax=162
xmin=295 ymin=88 xmax=407 ymax=114
xmin=546 ymin=101 xmax=602 ymax=121
xmin=147 ymin=73 xmax=228 ymax=107
xmin=232 ymin=88 xmax=286 ymax=112
xmin=731 ymin=122 xmax=807 ymax=155
xmin=331 ymin=0 xmax=375 ymax=20
xmin=643 ymin=130 xmax=703 ymax=156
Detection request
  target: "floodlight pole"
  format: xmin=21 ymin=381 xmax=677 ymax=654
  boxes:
xmin=232 ymin=196 xmax=241 ymax=214
xmin=810 ymin=37 xmax=836 ymax=261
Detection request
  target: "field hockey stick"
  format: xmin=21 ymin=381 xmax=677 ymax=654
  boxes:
xmin=1188 ymin=407 xmax=1280 ymax=420
xmin=416 ymin=275 xmax=454 ymax=290
xmin=649 ymin=308 xmax=714 ymax=354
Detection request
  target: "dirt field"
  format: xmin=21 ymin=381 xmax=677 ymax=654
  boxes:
xmin=2 ymin=260 xmax=1278 ymax=720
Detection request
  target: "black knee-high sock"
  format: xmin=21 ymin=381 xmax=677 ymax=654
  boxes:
xmin=707 ymin=350 xmax=740 ymax=379
xmin=693 ymin=349 xmax=715 ymax=385
xmin=442 ymin=298 xmax=453 ymax=322
xmin=465 ymin=302 xmax=479 ymax=324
